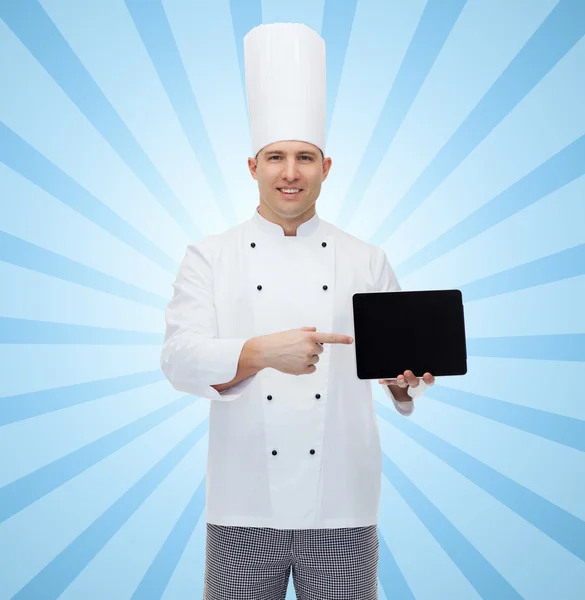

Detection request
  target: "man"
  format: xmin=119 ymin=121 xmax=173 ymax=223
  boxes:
xmin=161 ymin=23 xmax=434 ymax=600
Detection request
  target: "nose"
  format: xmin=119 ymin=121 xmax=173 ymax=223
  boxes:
xmin=281 ymin=158 xmax=300 ymax=182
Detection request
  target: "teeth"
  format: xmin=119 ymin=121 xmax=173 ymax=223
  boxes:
xmin=281 ymin=189 xmax=300 ymax=194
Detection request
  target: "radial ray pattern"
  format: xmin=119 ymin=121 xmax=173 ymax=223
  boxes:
xmin=1 ymin=1 xmax=583 ymax=598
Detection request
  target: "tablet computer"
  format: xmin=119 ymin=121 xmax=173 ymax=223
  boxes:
xmin=352 ymin=289 xmax=467 ymax=379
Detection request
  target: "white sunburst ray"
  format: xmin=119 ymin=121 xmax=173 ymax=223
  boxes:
xmin=378 ymin=409 xmax=515 ymax=594
xmin=0 ymin=18 xmax=197 ymax=274
xmin=128 ymin=466 xmax=208 ymax=600
xmin=337 ymin=0 xmax=474 ymax=242
xmin=163 ymin=0 xmax=256 ymax=227
xmin=0 ymin=342 xmax=163 ymax=400
xmin=56 ymin=429 xmax=209 ymax=600
xmin=396 ymin=172 xmax=585 ymax=299
xmin=0 ymin=244 xmax=168 ymax=429
xmin=0 ymin=165 xmax=175 ymax=300
xmin=387 ymin=35 xmax=585 ymax=282
xmin=437 ymin=354 xmax=585 ymax=420
xmin=161 ymin=486 xmax=208 ymax=600
xmin=355 ymin=0 xmax=562 ymax=260
xmin=0 ymin=261 xmax=164 ymax=334
xmin=260 ymin=0 xmax=325 ymax=32
xmin=394 ymin=176 xmax=585 ymax=327
xmin=375 ymin=44 xmax=585 ymax=426
xmin=0 ymin=342 xmax=168 ymax=462
xmin=377 ymin=475 xmax=482 ymax=599
xmin=38 ymin=0 xmax=231 ymax=240
xmin=373 ymin=534 xmax=409 ymax=600
xmin=375 ymin=583 xmax=389 ymax=600
xmin=398 ymin=387 xmax=585 ymax=523
xmin=391 ymin=179 xmax=585 ymax=341
xmin=383 ymin=180 xmax=585 ymax=486
xmin=335 ymin=109 xmax=433 ymax=246
xmin=0 ymin=380 xmax=191 ymax=487
xmin=0 ymin=394 xmax=207 ymax=599
xmin=452 ymin=275 xmax=585 ymax=416
xmin=322 ymin=0 xmax=426 ymax=226
xmin=375 ymin=397 xmax=585 ymax=598
xmin=462 ymin=273 xmax=585 ymax=340
xmin=398 ymin=168 xmax=585 ymax=418
xmin=377 ymin=582 xmax=389 ymax=600
xmin=0 ymin=368 xmax=166 ymax=433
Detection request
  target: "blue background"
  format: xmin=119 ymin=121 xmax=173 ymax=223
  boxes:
xmin=1 ymin=0 xmax=584 ymax=598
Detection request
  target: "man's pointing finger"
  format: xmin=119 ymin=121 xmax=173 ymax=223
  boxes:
xmin=310 ymin=332 xmax=354 ymax=344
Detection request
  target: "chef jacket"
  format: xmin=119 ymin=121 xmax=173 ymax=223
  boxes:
xmin=160 ymin=207 xmax=410 ymax=530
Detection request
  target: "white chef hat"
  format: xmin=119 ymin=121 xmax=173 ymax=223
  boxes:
xmin=243 ymin=23 xmax=326 ymax=157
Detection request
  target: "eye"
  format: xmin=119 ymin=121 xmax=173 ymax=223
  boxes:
xmin=300 ymin=156 xmax=312 ymax=161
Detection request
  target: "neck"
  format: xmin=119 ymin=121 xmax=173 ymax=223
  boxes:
xmin=257 ymin=199 xmax=316 ymax=236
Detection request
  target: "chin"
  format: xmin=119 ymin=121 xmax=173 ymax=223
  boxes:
xmin=281 ymin=205 xmax=309 ymax=217
xmin=263 ymin=194 xmax=313 ymax=218
xmin=272 ymin=200 xmax=304 ymax=213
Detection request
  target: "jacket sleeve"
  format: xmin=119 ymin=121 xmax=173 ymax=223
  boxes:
xmin=372 ymin=246 xmax=401 ymax=293
xmin=160 ymin=242 xmax=255 ymax=402
xmin=372 ymin=247 xmax=414 ymax=417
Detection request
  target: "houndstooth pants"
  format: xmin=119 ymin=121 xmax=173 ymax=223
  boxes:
xmin=203 ymin=523 xmax=379 ymax=599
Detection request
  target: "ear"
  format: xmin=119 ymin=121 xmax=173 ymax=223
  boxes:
xmin=321 ymin=157 xmax=332 ymax=182
xmin=248 ymin=157 xmax=259 ymax=181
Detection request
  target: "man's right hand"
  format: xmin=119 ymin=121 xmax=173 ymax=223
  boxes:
xmin=255 ymin=327 xmax=354 ymax=376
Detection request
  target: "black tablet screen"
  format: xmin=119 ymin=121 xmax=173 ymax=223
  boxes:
xmin=352 ymin=289 xmax=467 ymax=379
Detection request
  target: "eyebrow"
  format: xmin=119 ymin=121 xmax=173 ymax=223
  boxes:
xmin=264 ymin=150 xmax=319 ymax=158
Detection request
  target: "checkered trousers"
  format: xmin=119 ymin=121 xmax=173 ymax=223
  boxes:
xmin=204 ymin=523 xmax=379 ymax=599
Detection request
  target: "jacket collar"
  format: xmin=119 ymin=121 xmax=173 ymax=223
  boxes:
xmin=252 ymin=205 xmax=320 ymax=238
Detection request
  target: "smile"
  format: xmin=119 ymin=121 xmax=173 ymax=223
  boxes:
xmin=278 ymin=188 xmax=302 ymax=197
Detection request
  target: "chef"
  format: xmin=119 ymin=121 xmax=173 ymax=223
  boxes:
xmin=161 ymin=22 xmax=435 ymax=600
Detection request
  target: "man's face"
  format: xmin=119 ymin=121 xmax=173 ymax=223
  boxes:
xmin=248 ymin=140 xmax=332 ymax=219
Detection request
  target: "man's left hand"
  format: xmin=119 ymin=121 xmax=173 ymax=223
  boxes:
xmin=378 ymin=370 xmax=435 ymax=393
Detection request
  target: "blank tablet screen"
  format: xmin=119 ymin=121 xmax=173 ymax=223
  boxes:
xmin=352 ymin=289 xmax=467 ymax=379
